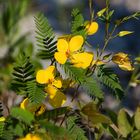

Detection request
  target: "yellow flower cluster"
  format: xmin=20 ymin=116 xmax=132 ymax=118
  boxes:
xmin=36 ymin=66 xmax=66 ymax=108
xmin=35 ymin=22 xmax=101 ymax=107
xmin=35 ymin=20 xmax=134 ymax=108
xmin=54 ymin=21 xmax=99 ymax=69
xmin=54 ymin=35 xmax=93 ymax=69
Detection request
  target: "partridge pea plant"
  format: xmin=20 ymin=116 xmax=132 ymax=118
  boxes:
xmin=0 ymin=0 xmax=140 ymax=140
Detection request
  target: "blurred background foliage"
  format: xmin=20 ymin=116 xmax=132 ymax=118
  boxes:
xmin=0 ymin=0 xmax=140 ymax=115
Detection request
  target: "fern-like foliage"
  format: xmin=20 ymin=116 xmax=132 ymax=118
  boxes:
xmin=38 ymin=107 xmax=71 ymax=120
xmin=63 ymin=63 xmax=103 ymax=99
xmin=97 ymin=65 xmax=124 ymax=99
xmin=71 ymin=9 xmax=86 ymax=37
xmin=12 ymin=53 xmax=45 ymax=103
xmin=66 ymin=116 xmax=88 ymax=140
xmin=12 ymin=53 xmax=34 ymax=93
xmin=26 ymin=81 xmax=45 ymax=104
xmin=35 ymin=13 xmax=57 ymax=59
xmin=0 ymin=130 xmax=13 ymax=140
xmin=39 ymin=121 xmax=74 ymax=140
xmin=10 ymin=107 xmax=34 ymax=125
xmin=0 ymin=120 xmax=5 ymax=138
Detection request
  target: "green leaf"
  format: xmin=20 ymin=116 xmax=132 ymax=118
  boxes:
xmin=12 ymin=53 xmax=35 ymax=93
xmin=13 ymin=124 xmax=23 ymax=137
xmin=66 ymin=116 xmax=88 ymax=140
xmin=1 ymin=129 xmax=13 ymax=140
xmin=97 ymin=65 xmax=124 ymax=100
xmin=81 ymin=102 xmax=111 ymax=124
xmin=10 ymin=107 xmax=34 ymax=125
xmin=38 ymin=107 xmax=71 ymax=120
xmin=106 ymin=109 xmax=117 ymax=125
xmin=101 ymin=124 xmax=118 ymax=139
xmin=63 ymin=63 xmax=103 ymax=99
xmin=118 ymin=109 xmax=132 ymax=137
xmin=27 ymin=81 xmax=45 ymax=104
xmin=0 ymin=121 xmax=5 ymax=137
xmin=39 ymin=121 xmax=74 ymax=140
xmin=134 ymin=106 xmax=140 ymax=130
xmin=82 ymin=102 xmax=98 ymax=115
xmin=34 ymin=13 xmax=57 ymax=59
xmin=71 ymin=8 xmax=86 ymax=37
xmin=131 ymin=130 xmax=140 ymax=140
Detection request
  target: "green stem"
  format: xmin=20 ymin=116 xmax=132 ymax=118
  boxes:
xmin=85 ymin=41 xmax=93 ymax=48
xmin=89 ymin=0 xmax=94 ymax=22
xmin=99 ymin=25 xmax=117 ymax=58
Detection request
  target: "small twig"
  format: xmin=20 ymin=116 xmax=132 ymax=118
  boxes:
xmin=71 ymin=84 xmax=80 ymax=102
xmin=85 ymin=41 xmax=93 ymax=48
xmin=89 ymin=0 xmax=94 ymax=22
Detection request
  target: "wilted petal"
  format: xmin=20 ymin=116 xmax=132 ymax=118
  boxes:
xmin=48 ymin=90 xmax=66 ymax=108
xmin=119 ymin=62 xmax=134 ymax=71
xmin=45 ymin=84 xmax=57 ymax=98
xmin=52 ymin=78 xmax=62 ymax=88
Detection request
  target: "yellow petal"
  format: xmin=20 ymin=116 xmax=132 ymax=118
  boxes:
xmin=45 ymin=65 xmax=55 ymax=80
xmin=36 ymin=66 xmax=55 ymax=84
xmin=57 ymin=39 xmax=69 ymax=52
xmin=48 ymin=91 xmax=66 ymax=108
xmin=45 ymin=65 xmax=55 ymax=74
xmin=52 ymin=78 xmax=62 ymax=88
xmin=69 ymin=35 xmax=84 ymax=52
xmin=86 ymin=22 xmax=99 ymax=35
xmin=119 ymin=31 xmax=133 ymax=37
xmin=71 ymin=52 xmax=93 ymax=69
xmin=20 ymin=98 xmax=29 ymax=109
xmin=36 ymin=70 xmax=48 ymax=84
xmin=54 ymin=52 xmax=67 ymax=64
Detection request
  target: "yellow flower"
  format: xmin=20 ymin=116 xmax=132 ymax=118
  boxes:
xmin=70 ymin=52 xmax=93 ymax=69
xmin=18 ymin=133 xmax=42 ymax=140
xmin=85 ymin=21 xmax=99 ymax=35
xmin=54 ymin=35 xmax=84 ymax=64
xmin=36 ymin=66 xmax=62 ymax=88
xmin=112 ymin=52 xmax=134 ymax=71
xmin=20 ymin=98 xmax=46 ymax=116
xmin=36 ymin=66 xmax=66 ymax=108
